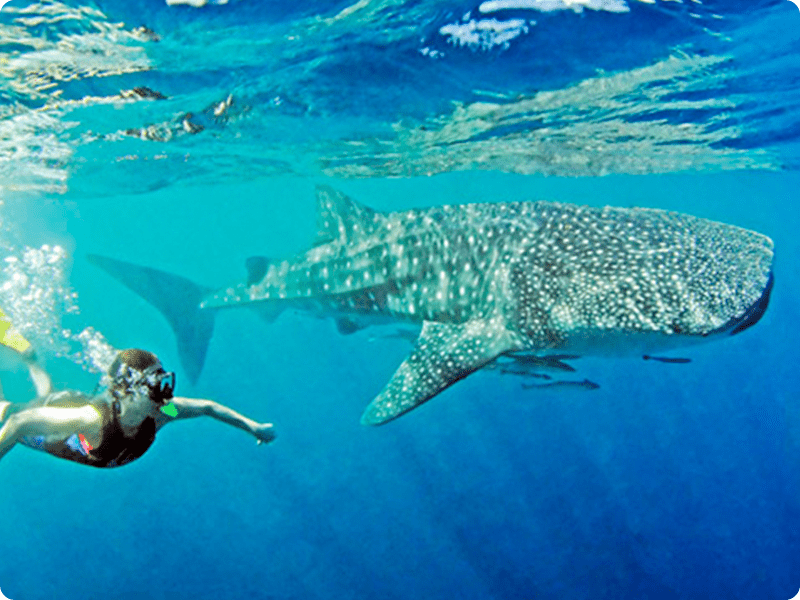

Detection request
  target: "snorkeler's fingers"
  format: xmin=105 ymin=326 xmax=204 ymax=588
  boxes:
xmin=255 ymin=422 xmax=276 ymax=445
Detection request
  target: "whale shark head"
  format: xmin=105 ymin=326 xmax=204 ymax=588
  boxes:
xmin=504 ymin=202 xmax=775 ymax=357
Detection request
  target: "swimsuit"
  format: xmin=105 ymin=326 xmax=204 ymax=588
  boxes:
xmin=10 ymin=391 xmax=156 ymax=468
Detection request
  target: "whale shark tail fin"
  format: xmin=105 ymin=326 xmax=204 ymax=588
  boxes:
xmin=87 ymin=254 xmax=215 ymax=384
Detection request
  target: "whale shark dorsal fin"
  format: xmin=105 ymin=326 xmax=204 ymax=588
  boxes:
xmin=360 ymin=318 xmax=518 ymax=425
xmin=314 ymin=185 xmax=385 ymax=246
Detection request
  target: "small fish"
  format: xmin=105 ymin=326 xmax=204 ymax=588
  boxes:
xmin=498 ymin=367 xmax=552 ymax=380
xmin=521 ymin=379 xmax=600 ymax=392
xmin=504 ymin=354 xmax=578 ymax=373
xmin=642 ymin=355 xmax=692 ymax=364
xmin=377 ymin=329 xmax=421 ymax=343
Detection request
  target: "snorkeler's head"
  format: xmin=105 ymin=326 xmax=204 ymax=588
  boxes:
xmin=108 ymin=348 xmax=175 ymax=404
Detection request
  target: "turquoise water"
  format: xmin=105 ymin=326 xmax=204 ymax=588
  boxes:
xmin=1 ymin=1 xmax=799 ymax=599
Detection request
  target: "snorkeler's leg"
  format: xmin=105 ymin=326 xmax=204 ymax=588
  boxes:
xmin=0 ymin=410 xmax=22 ymax=460
xmin=0 ymin=405 xmax=102 ymax=462
xmin=0 ymin=401 xmax=9 ymax=422
xmin=25 ymin=360 xmax=52 ymax=398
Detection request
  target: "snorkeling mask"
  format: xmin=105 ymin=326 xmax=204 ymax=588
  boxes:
xmin=149 ymin=366 xmax=175 ymax=403
xmin=112 ymin=363 xmax=175 ymax=405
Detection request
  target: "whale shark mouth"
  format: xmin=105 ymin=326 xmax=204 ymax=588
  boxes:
xmin=726 ymin=271 xmax=774 ymax=336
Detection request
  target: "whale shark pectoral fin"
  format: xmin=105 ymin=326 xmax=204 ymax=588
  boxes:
xmin=360 ymin=318 xmax=518 ymax=425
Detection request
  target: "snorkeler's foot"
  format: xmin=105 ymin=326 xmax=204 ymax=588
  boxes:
xmin=0 ymin=401 xmax=9 ymax=422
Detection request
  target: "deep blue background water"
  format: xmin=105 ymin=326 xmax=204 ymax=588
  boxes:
xmin=0 ymin=172 xmax=797 ymax=600
xmin=1 ymin=0 xmax=800 ymax=598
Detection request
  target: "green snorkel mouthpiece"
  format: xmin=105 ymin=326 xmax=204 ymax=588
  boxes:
xmin=160 ymin=402 xmax=178 ymax=417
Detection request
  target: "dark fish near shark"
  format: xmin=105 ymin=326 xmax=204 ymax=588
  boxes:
xmin=500 ymin=353 xmax=578 ymax=373
xmin=521 ymin=379 xmax=600 ymax=392
xmin=642 ymin=355 xmax=692 ymax=364
xmin=88 ymin=186 xmax=774 ymax=425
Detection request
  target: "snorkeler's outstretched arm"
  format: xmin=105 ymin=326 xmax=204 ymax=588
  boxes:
xmin=165 ymin=396 xmax=276 ymax=444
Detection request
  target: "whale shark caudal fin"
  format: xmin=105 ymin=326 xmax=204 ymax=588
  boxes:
xmin=360 ymin=317 xmax=518 ymax=425
xmin=87 ymin=254 xmax=215 ymax=383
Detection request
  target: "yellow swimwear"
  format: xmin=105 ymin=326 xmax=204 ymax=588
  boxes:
xmin=0 ymin=308 xmax=30 ymax=355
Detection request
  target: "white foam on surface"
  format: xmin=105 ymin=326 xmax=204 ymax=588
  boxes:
xmin=439 ymin=17 xmax=531 ymax=51
xmin=166 ymin=0 xmax=229 ymax=6
xmin=479 ymin=0 xmax=630 ymax=14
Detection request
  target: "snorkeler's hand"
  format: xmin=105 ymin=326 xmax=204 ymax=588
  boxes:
xmin=253 ymin=422 xmax=276 ymax=445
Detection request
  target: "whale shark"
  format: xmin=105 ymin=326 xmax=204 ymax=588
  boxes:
xmin=88 ymin=186 xmax=774 ymax=425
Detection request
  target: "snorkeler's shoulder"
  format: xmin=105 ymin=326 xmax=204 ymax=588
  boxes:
xmin=41 ymin=389 xmax=95 ymax=408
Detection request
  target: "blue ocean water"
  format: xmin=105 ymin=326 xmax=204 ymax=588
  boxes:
xmin=1 ymin=1 xmax=799 ymax=599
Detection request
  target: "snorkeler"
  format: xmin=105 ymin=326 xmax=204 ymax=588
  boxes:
xmin=0 ymin=346 xmax=276 ymax=468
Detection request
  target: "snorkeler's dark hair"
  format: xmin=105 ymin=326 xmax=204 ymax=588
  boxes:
xmin=109 ymin=348 xmax=160 ymax=378
xmin=108 ymin=348 xmax=161 ymax=398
